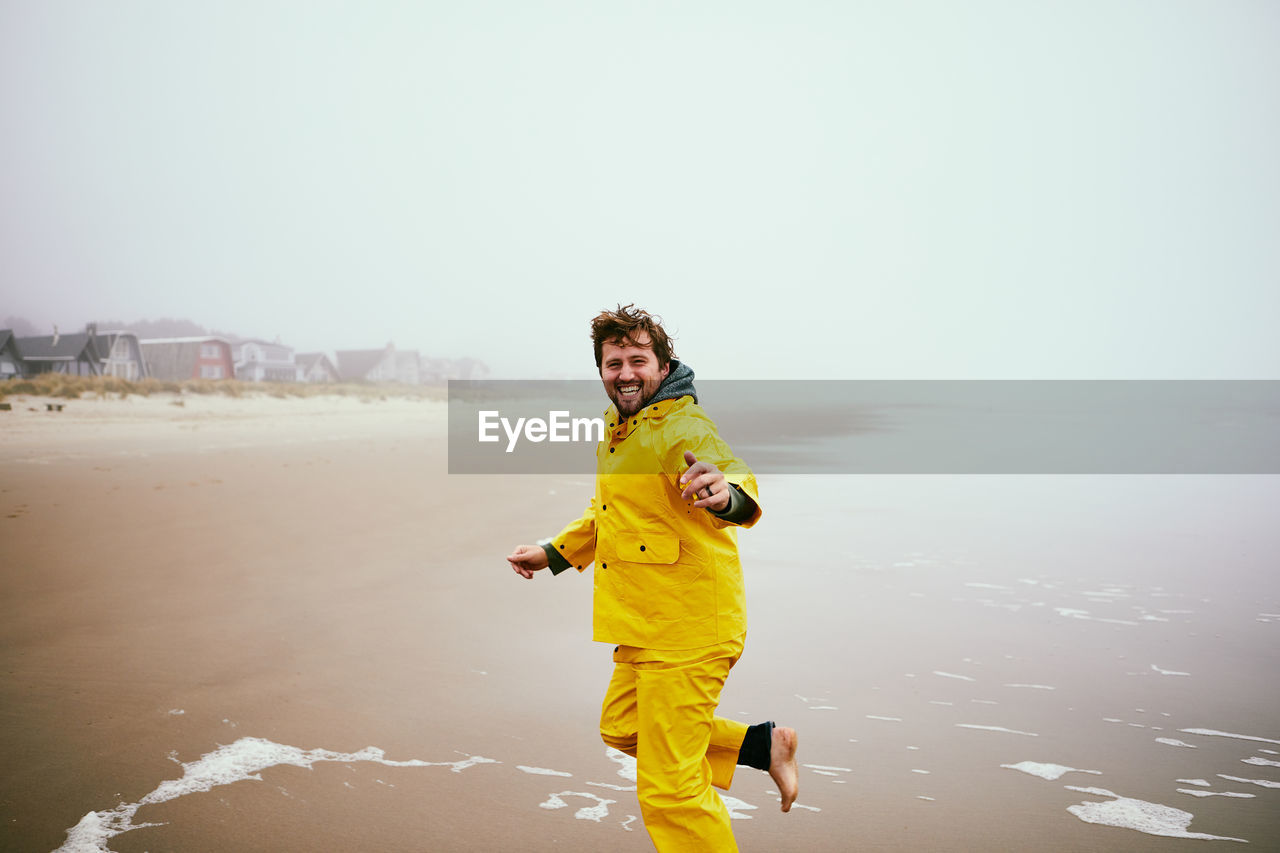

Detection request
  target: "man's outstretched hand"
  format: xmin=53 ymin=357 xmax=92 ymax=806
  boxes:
xmin=679 ymin=450 xmax=731 ymax=512
xmin=508 ymin=544 xmax=550 ymax=579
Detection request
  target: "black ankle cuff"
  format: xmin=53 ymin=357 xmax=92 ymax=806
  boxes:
xmin=737 ymin=721 xmax=774 ymax=771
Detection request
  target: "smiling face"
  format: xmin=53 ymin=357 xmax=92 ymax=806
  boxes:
xmin=599 ymin=335 xmax=670 ymax=417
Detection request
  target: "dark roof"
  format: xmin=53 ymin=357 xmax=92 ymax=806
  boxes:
xmin=335 ymin=349 xmax=391 ymax=381
xmin=0 ymin=330 xmax=12 ymax=352
xmin=15 ymin=333 xmax=102 ymax=362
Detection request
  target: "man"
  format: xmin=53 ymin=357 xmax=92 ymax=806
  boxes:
xmin=507 ymin=304 xmax=798 ymax=851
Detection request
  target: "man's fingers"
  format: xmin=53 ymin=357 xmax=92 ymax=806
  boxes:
xmin=679 ymin=461 xmax=711 ymax=486
xmin=508 ymin=545 xmax=537 ymax=561
xmin=508 ymin=545 xmax=538 ymax=579
xmin=681 ymin=471 xmax=721 ymax=499
xmin=679 ymin=450 xmax=703 ymax=484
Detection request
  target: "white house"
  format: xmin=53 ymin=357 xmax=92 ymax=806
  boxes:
xmin=233 ymin=339 xmax=297 ymax=382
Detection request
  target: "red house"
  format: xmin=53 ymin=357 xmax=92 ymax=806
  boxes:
xmin=139 ymin=337 xmax=235 ymax=381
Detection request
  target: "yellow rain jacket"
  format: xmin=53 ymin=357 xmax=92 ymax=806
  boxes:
xmin=549 ymin=395 xmax=762 ymax=650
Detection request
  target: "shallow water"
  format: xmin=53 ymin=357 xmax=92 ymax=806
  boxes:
xmin=5 ymin=420 xmax=1276 ymax=851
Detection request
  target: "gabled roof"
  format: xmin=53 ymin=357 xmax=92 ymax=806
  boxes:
xmin=15 ymin=333 xmax=103 ymax=362
xmin=93 ymin=331 xmax=141 ymax=354
xmin=0 ymin=330 xmax=13 ymax=352
xmin=335 ymin=348 xmax=393 ymax=381
xmin=296 ymin=352 xmax=333 ymax=369
xmin=296 ymin=352 xmax=339 ymax=379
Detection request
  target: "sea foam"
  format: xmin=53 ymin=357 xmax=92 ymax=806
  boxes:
xmin=956 ymin=724 xmax=1038 ymax=737
xmin=1064 ymin=786 xmax=1247 ymax=842
xmin=55 ymin=737 xmax=498 ymax=853
xmin=1180 ymin=728 xmax=1280 ymax=746
xmin=518 ymin=766 xmax=572 ymax=777
xmin=1155 ymin=738 xmax=1198 ymax=749
xmin=1001 ymin=761 xmax=1101 ymax=781
xmin=1151 ymin=664 xmax=1190 ymax=676
xmin=539 ymin=791 xmax=614 ymax=822
xmin=933 ymin=671 xmax=976 ymax=681
xmin=1242 ymin=756 xmax=1280 ymax=768
xmin=1217 ymin=774 xmax=1280 ymax=789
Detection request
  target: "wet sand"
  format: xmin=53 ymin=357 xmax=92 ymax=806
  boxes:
xmin=2 ymin=395 xmax=1277 ymax=851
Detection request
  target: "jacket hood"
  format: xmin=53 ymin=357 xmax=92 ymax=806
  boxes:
xmin=648 ymin=359 xmax=697 ymax=406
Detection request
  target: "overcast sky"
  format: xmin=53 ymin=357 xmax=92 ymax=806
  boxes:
xmin=1 ymin=1 xmax=1276 ymax=379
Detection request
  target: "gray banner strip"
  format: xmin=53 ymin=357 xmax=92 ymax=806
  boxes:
xmin=448 ymin=380 xmax=1280 ymax=474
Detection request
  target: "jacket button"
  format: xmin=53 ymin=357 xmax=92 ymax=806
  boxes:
xmin=602 ymin=562 xmax=607 ymax=569
xmin=632 ymin=420 xmax=637 ymax=425
xmin=559 ymin=544 xmax=564 ymax=549
xmin=639 ymin=545 xmax=646 ymax=552
xmin=609 ymin=447 xmax=615 ymax=453
xmin=602 ymin=504 xmax=607 ymax=510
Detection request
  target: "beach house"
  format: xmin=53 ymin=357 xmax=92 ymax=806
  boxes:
xmin=295 ymin=352 xmax=339 ymax=383
xmin=0 ymin=330 xmax=25 ymax=380
xmin=394 ymin=349 xmax=421 ymax=385
xmin=336 ymin=344 xmax=399 ymax=383
xmin=14 ymin=330 xmax=104 ymax=376
xmin=92 ymin=330 xmax=150 ymax=380
xmin=233 ymin=339 xmax=297 ymax=382
xmin=140 ymin=337 xmax=235 ymax=381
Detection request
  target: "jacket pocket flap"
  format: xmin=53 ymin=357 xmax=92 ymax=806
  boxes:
xmin=617 ymin=534 xmax=679 ymax=564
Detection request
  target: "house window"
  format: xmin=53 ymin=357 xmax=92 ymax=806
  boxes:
xmin=200 ymin=365 xmax=224 ymax=379
xmin=200 ymin=344 xmax=220 ymax=358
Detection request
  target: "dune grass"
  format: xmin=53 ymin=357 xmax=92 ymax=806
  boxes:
xmin=0 ymin=373 xmax=446 ymax=402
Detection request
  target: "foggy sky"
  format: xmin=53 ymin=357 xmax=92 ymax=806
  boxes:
xmin=1 ymin=1 xmax=1277 ymax=379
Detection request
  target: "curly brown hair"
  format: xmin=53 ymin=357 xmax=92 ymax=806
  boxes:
xmin=590 ymin=304 xmax=677 ymax=370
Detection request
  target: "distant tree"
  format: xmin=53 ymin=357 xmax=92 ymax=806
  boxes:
xmin=91 ymin=317 xmax=243 ymax=341
xmin=1 ymin=315 xmax=41 ymax=336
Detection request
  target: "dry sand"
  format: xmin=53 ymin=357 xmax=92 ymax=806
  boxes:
xmin=2 ymin=393 xmax=1277 ymax=851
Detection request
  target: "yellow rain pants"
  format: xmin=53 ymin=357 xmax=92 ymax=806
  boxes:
xmin=599 ymin=636 xmax=750 ymax=852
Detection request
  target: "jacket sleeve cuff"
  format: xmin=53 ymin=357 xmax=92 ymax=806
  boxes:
xmin=709 ymin=483 xmax=756 ymax=524
xmin=542 ymin=541 xmax=573 ymax=575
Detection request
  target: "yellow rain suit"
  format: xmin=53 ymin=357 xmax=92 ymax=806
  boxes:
xmin=549 ymin=395 xmax=762 ymax=851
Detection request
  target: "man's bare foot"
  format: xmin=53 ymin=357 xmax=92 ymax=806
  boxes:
xmin=770 ymin=725 xmax=799 ymax=812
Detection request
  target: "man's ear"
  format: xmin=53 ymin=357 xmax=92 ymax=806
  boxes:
xmin=661 ymin=362 xmax=670 ymax=379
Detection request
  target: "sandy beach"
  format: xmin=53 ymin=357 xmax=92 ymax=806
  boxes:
xmin=2 ymin=393 xmax=1277 ymax=851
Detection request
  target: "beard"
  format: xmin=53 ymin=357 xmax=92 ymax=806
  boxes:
xmin=606 ymin=374 xmax=665 ymax=417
